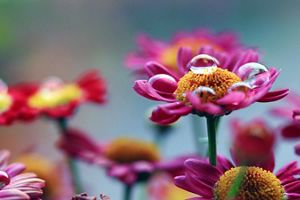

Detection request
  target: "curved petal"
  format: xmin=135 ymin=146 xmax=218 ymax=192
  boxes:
xmin=5 ymin=163 xmax=25 ymax=177
xmin=186 ymin=92 xmax=222 ymax=115
xmin=177 ymin=47 xmax=193 ymax=74
xmin=0 ymin=189 xmax=30 ymax=200
xmin=144 ymin=61 xmax=179 ymax=79
xmin=217 ymin=92 xmax=246 ymax=105
xmin=281 ymin=123 xmax=300 ymax=138
xmin=257 ymin=89 xmax=289 ymax=102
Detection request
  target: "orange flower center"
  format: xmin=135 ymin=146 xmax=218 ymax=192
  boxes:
xmin=160 ymin=37 xmax=223 ymax=69
xmin=104 ymin=138 xmax=160 ymax=163
xmin=174 ymin=66 xmax=241 ymax=103
xmin=214 ymin=166 xmax=284 ymax=200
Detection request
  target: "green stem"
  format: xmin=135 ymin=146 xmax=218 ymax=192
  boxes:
xmin=206 ymin=116 xmax=219 ymax=166
xmin=124 ymin=184 xmax=133 ymax=200
xmin=192 ymin=116 xmax=206 ymax=156
xmin=57 ymin=118 xmax=83 ymax=193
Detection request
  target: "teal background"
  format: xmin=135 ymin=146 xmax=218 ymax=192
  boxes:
xmin=0 ymin=1 xmax=299 ymax=199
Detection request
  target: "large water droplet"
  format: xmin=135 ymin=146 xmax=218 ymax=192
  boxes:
xmin=0 ymin=171 xmax=10 ymax=189
xmin=193 ymin=86 xmax=216 ymax=102
xmin=149 ymin=74 xmax=177 ymax=93
xmin=238 ymin=62 xmax=269 ymax=88
xmin=189 ymin=54 xmax=219 ymax=74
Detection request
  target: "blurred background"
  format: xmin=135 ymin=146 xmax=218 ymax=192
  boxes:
xmin=0 ymin=0 xmax=299 ymax=199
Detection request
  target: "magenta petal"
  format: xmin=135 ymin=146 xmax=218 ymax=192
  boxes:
xmin=217 ymin=91 xmax=246 ymax=105
xmin=177 ymin=47 xmax=193 ymax=74
xmin=145 ymin=61 xmax=179 ymax=79
xmin=159 ymin=102 xmax=193 ymax=115
xmin=184 ymin=159 xmax=221 ymax=184
xmin=281 ymin=123 xmax=300 ymax=138
xmin=0 ymin=189 xmax=30 ymax=199
xmin=186 ymin=92 xmax=222 ymax=115
xmin=5 ymin=163 xmax=25 ymax=177
xmin=216 ymin=156 xmax=235 ymax=173
xmin=276 ymin=161 xmax=298 ymax=180
xmin=286 ymin=193 xmax=300 ymax=198
xmin=284 ymin=180 xmax=300 ymax=193
xmin=149 ymin=74 xmax=178 ymax=93
xmin=257 ymin=89 xmax=289 ymax=102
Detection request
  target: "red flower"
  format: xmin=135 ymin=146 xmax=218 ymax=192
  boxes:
xmin=230 ymin=119 xmax=276 ymax=171
xmin=16 ymin=70 xmax=106 ymax=120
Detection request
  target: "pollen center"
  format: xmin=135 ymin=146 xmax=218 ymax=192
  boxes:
xmin=28 ymin=84 xmax=82 ymax=109
xmin=104 ymin=138 xmax=160 ymax=163
xmin=174 ymin=67 xmax=241 ymax=103
xmin=214 ymin=166 xmax=284 ymax=200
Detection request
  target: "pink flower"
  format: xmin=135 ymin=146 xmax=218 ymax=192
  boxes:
xmin=0 ymin=150 xmax=45 ymax=200
xmin=126 ymin=29 xmax=242 ymax=76
xmin=270 ymin=93 xmax=300 ymax=155
xmin=175 ymin=156 xmax=300 ymax=200
xmin=57 ymin=129 xmax=160 ymax=185
xmin=134 ymin=49 xmax=288 ymax=125
xmin=230 ymin=119 xmax=276 ymax=170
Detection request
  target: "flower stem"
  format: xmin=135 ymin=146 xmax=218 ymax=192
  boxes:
xmin=57 ymin=118 xmax=83 ymax=193
xmin=192 ymin=116 xmax=206 ymax=156
xmin=206 ymin=116 xmax=219 ymax=166
xmin=124 ymin=184 xmax=133 ymax=200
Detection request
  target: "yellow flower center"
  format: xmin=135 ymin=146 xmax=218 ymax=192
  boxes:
xmin=214 ymin=166 xmax=285 ymax=200
xmin=174 ymin=67 xmax=241 ymax=103
xmin=28 ymin=84 xmax=82 ymax=109
xmin=0 ymin=92 xmax=12 ymax=113
xmin=160 ymin=37 xmax=223 ymax=69
xmin=104 ymin=138 xmax=160 ymax=163
xmin=16 ymin=154 xmax=59 ymax=199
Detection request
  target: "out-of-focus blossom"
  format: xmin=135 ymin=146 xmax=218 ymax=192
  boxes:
xmin=58 ymin=129 xmax=160 ymax=185
xmin=230 ymin=119 xmax=276 ymax=170
xmin=134 ymin=50 xmax=288 ymax=125
xmin=16 ymin=153 xmax=73 ymax=200
xmin=72 ymin=193 xmax=110 ymax=200
xmin=270 ymin=93 xmax=300 ymax=155
xmin=126 ymin=29 xmax=242 ymax=76
xmin=0 ymin=80 xmax=27 ymax=125
xmin=0 ymin=150 xmax=45 ymax=199
xmin=15 ymin=70 xmax=106 ymax=120
xmin=175 ymin=156 xmax=300 ymax=200
xmin=148 ymin=173 xmax=195 ymax=200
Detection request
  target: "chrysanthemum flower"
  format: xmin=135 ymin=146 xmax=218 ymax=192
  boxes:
xmin=0 ymin=150 xmax=45 ymax=200
xmin=16 ymin=70 xmax=106 ymax=120
xmin=57 ymin=129 xmax=161 ymax=185
xmin=16 ymin=153 xmax=73 ymax=200
xmin=175 ymin=156 xmax=300 ymax=200
xmin=126 ymin=29 xmax=241 ymax=75
xmin=230 ymin=119 xmax=276 ymax=170
xmin=134 ymin=49 xmax=288 ymax=125
xmin=147 ymin=173 xmax=195 ymax=200
xmin=270 ymin=93 xmax=300 ymax=155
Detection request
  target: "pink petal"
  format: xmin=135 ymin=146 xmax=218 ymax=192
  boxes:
xmin=257 ymin=89 xmax=289 ymax=102
xmin=217 ymin=91 xmax=246 ymax=105
xmin=177 ymin=47 xmax=193 ymax=74
xmin=0 ymin=189 xmax=30 ymax=199
xmin=281 ymin=123 xmax=300 ymax=138
xmin=5 ymin=163 xmax=25 ymax=177
xmin=149 ymin=74 xmax=177 ymax=93
xmin=144 ymin=61 xmax=179 ymax=79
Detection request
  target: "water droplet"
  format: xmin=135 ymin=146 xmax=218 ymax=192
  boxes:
xmin=0 ymin=171 xmax=10 ymax=189
xmin=193 ymin=86 xmax=216 ymax=101
xmin=149 ymin=74 xmax=177 ymax=93
xmin=189 ymin=54 xmax=219 ymax=74
xmin=228 ymin=82 xmax=252 ymax=92
xmin=238 ymin=62 xmax=269 ymax=88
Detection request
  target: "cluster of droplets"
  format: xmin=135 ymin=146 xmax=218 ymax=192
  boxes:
xmin=187 ymin=54 xmax=270 ymax=101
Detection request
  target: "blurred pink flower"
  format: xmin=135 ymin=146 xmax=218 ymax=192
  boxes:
xmin=134 ymin=50 xmax=288 ymax=125
xmin=270 ymin=93 xmax=300 ymax=155
xmin=0 ymin=150 xmax=45 ymax=200
xmin=57 ymin=129 xmax=160 ymax=185
xmin=126 ymin=29 xmax=242 ymax=76
xmin=175 ymin=156 xmax=300 ymax=200
xmin=230 ymin=119 xmax=276 ymax=171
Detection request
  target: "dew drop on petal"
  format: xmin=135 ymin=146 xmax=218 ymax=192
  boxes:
xmin=189 ymin=54 xmax=219 ymax=74
xmin=0 ymin=171 xmax=10 ymax=189
xmin=228 ymin=82 xmax=252 ymax=92
xmin=149 ymin=74 xmax=177 ymax=93
xmin=193 ymin=86 xmax=216 ymax=102
xmin=238 ymin=62 xmax=268 ymax=79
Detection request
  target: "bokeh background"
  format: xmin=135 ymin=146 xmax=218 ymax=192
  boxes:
xmin=0 ymin=0 xmax=299 ymax=199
